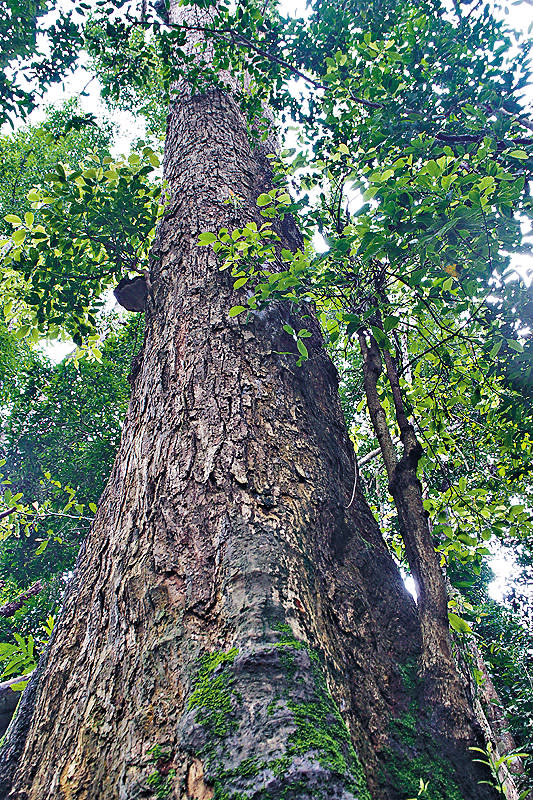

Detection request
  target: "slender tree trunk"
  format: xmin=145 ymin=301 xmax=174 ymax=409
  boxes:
xmin=357 ymin=332 xmax=474 ymax=732
xmin=0 ymin=18 xmax=498 ymax=800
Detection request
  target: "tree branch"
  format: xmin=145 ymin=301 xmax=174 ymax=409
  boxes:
xmin=0 ymin=508 xmax=17 ymax=523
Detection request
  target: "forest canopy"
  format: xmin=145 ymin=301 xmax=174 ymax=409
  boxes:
xmin=0 ymin=0 xmax=532 ymax=792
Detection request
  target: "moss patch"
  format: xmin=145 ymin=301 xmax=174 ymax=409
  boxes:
xmin=397 ymin=656 xmax=419 ymax=702
xmin=382 ymin=661 xmax=466 ymax=800
xmin=271 ymin=627 xmax=371 ymax=800
xmin=384 ymin=744 xmax=464 ymax=800
xmin=146 ymin=745 xmax=176 ymax=799
xmin=187 ymin=647 xmax=239 ymax=737
xmin=183 ymin=632 xmax=372 ymax=800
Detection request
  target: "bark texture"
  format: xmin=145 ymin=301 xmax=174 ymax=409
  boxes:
xmin=0 ymin=49 xmax=497 ymax=800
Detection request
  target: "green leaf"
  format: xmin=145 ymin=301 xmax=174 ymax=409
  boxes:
xmin=507 ymin=339 xmax=524 ymax=353
xmin=443 ymin=277 xmax=453 ymax=291
xmin=383 ymin=315 xmax=400 ymax=332
xmin=370 ymin=326 xmax=392 ymax=350
xmin=233 ymin=276 xmax=248 ymax=289
xmin=89 ymin=502 xmax=97 ymax=513
xmin=13 ymin=324 xmax=30 ymax=339
xmin=5 ymin=214 xmax=22 ymax=225
xmin=448 ymin=612 xmax=472 ymax=635
xmin=198 ymin=232 xmax=217 ymax=245
xmin=228 ymin=305 xmax=246 ymax=317
xmin=363 ymin=186 xmax=379 ymax=201
xmin=12 ymin=229 xmax=26 ymax=244
xmin=256 ymin=193 xmax=272 ymax=207
xmin=297 ymin=339 xmax=308 ymax=359
xmin=508 ymin=150 xmax=527 ymax=160
xmin=489 ymin=339 xmax=503 ymax=358
xmin=9 ymin=680 xmax=30 ymax=692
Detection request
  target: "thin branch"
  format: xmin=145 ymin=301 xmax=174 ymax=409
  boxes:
xmin=32 ymin=510 xmax=94 ymax=522
xmin=498 ymin=107 xmax=533 ymax=134
xmin=0 ymin=507 xmax=17 ymax=522
xmin=344 ymin=456 xmax=359 ymax=509
xmin=358 ymin=445 xmax=383 ymax=466
xmin=227 ymin=28 xmax=383 ymax=110
xmin=0 ymin=581 xmax=43 ymax=618
xmin=1 ymin=508 xmax=94 ymax=523
xmin=143 ymin=16 xmax=383 ymax=111
xmin=358 ymin=439 xmax=401 ymax=466
xmin=164 ymin=20 xmax=533 ymax=142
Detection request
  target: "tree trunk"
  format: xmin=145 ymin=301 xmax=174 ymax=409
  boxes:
xmin=357 ymin=331 xmax=476 ymax=736
xmin=0 ymin=32 xmax=497 ymax=800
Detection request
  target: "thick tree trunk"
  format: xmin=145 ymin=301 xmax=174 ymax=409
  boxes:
xmin=0 ymin=49 xmax=496 ymax=800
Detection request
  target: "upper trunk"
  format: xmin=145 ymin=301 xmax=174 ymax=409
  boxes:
xmin=0 ymin=55 xmax=496 ymax=800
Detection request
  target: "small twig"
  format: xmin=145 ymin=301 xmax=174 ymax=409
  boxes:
xmin=0 ymin=507 xmax=17 ymax=522
xmin=465 ymin=0 xmax=483 ymax=18
xmin=358 ymin=439 xmax=401 ymax=467
xmin=11 ymin=149 xmax=33 ymax=205
xmin=78 ymin=74 xmax=96 ymax=98
xmin=31 ymin=510 xmax=94 ymax=522
xmin=499 ymin=107 xmax=533 ymax=134
xmin=358 ymin=446 xmax=382 ymax=466
xmin=1 ymin=507 xmax=94 ymax=523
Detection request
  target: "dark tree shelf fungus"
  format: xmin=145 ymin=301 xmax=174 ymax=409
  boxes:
xmin=113 ymin=274 xmax=147 ymax=312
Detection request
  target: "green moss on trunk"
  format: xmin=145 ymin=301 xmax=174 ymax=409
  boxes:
xmin=381 ymin=659 xmax=466 ymax=800
xmin=180 ymin=629 xmax=371 ymax=800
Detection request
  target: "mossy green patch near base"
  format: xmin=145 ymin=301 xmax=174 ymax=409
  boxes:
xmin=382 ymin=659 xmax=466 ymax=800
xmin=187 ymin=647 xmax=239 ymax=737
xmin=185 ymin=629 xmax=371 ymax=800
xmin=271 ymin=626 xmax=370 ymax=797
xmin=384 ymin=741 xmax=465 ymax=800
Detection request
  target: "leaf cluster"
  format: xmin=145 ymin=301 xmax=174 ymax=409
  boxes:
xmin=1 ymin=147 xmax=162 ymax=344
xmin=0 ymin=0 xmax=84 ymax=126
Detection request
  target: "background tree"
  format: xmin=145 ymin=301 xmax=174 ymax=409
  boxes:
xmin=0 ymin=99 xmax=114 ymax=231
xmin=0 ymin=316 xmax=139 ymax=681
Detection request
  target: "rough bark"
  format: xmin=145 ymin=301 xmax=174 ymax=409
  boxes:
xmin=358 ymin=320 xmax=523 ymax=797
xmin=449 ymin=582 xmax=529 ymax=800
xmin=0 ymin=24 xmax=498 ymax=800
